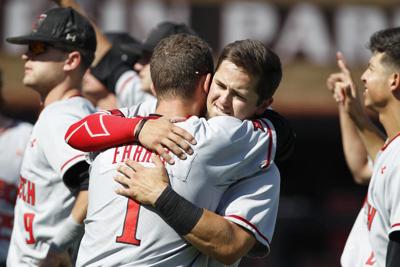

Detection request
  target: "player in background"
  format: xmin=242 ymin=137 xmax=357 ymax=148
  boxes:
xmin=327 ymin=54 xmax=380 ymax=266
xmin=81 ymin=32 xmax=144 ymax=110
xmin=5 ymin=7 xmax=98 ymax=267
xmin=327 ymin=52 xmax=383 ymax=266
xmin=55 ymin=0 xmax=196 ymax=109
xmin=327 ymin=51 xmax=384 ymax=266
xmin=332 ymin=27 xmax=400 ymax=267
xmin=67 ymin=36 xmax=287 ymax=266
xmin=0 ymin=70 xmax=32 ymax=267
xmin=89 ymin=21 xmax=197 ymax=108
xmin=327 ymin=52 xmax=385 ymax=185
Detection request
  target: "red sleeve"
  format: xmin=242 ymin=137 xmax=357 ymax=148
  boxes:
xmin=65 ymin=110 xmax=143 ymax=152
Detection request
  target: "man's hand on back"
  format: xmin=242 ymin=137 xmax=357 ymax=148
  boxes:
xmin=114 ymin=155 xmax=169 ymax=206
xmin=139 ymin=117 xmax=196 ymax=164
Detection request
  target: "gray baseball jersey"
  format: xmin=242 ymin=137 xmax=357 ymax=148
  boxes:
xmin=115 ymin=70 xmax=156 ymax=108
xmin=342 ymin=135 xmax=400 ymax=267
xmin=192 ymin=165 xmax=280 ymax=267
xmin=76 ymin=105 xmax=277 ymax=266
xmin=0 ymin=120 xmax=32 ymax=262
xmin=7 ymin=97 xmax=96 ymax=266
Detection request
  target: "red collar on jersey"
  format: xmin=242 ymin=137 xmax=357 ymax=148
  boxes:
xmin=381 ymin=131 xmax=400 ymax=151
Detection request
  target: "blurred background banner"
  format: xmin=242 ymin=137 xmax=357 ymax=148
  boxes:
xmin=2 ymin=0 xmax=399 ymax=117
xmin=0 ymin=1 xmax=395 ymax=266
xmin=2 ymin=0 xmax=400 ymax=64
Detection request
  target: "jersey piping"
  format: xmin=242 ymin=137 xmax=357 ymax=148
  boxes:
xmin=225 ymin=214 xmax=271 ymax=245
xmin=60 ymin=154 xmax=85 ymax=172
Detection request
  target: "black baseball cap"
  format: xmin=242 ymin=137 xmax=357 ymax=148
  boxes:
xmin=105 ymin=32 xmax=143 ymax=65
xmin=6 ymin=7 xmax=96 ymax=65
xmin=105 ymin=32 xmax=142 ymax=57
xmin=121 ymin=22 xmax=198 ymax=57
xmin=105 ymin=32 xmax=142 ymax=48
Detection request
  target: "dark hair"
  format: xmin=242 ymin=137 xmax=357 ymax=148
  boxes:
xmin=78 ymin=50 xmax=95 ymax=69
xmin=216 ymin=39 xmax=282 ymax=103
xmin=150 ymin=33 xmax=214 ymax=99
xmin=368 ymin=27 xmax=400 ymax=68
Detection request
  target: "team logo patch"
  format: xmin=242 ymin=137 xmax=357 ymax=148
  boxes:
xmin=32 ymin=14 xmax=47 ymax=32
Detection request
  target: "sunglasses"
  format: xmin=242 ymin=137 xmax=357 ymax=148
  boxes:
xmin=27 ymin=42 xmax=73 ymax=56
xmin=27 ymin=42 xmax=50 ymax=56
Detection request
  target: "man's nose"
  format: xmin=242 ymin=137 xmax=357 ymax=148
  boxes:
xmin=219 ymin=91 xmax=232 ymax=107
xmin=22 ymin=53 xmax=29 ymax=61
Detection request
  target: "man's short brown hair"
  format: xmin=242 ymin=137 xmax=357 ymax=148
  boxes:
xmin=216 ymin=39 xmax=282 ymax=103
xmin=150 ymin=33 xmax=214 ymax=99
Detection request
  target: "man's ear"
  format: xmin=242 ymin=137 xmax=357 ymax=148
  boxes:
xmin=390 ymin=72 xmax=400 ymax=100
xmin=203 ymin=73 xmax=212 ymax=95
xmin=63 ymin=51 xmax=81 ymax=72
xmin=255 ymin=97 xmax=273 ymax=115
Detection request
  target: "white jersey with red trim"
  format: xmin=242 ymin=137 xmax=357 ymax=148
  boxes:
xmin=341 ymin=199 xmax=376 ymax=267
xmin=76 ymin=107 xmax=277 ymax=266
xmin=191 ymin=165 xmax=280 ymax=267
xmin=359 ymin=135 xmax=400 ymax=267
xmin=7 ymin=97 xmax=96 ymax=266
xmin=218 ymin=166 xmax=279 ymax=255
xmin=115 ymin=70 xmax=156 ymax=108
xmin=0 ymin=119 xmax=32 ymax=262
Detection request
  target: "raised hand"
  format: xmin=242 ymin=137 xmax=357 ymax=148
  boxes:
xmin=337 ymin=52 xmax=367 ymax=121
xmin=327 ymin=52 xmax=365 ymax=120
xmin=326 ymin=52 xmax=356 ymax=102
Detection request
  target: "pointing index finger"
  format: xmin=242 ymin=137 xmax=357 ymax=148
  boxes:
xmin=336 ymin=51 xmax=350 ymax=75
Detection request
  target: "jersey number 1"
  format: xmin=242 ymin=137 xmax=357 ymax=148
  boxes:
xmin=116 ymin=199 xmax=141 ymax=245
